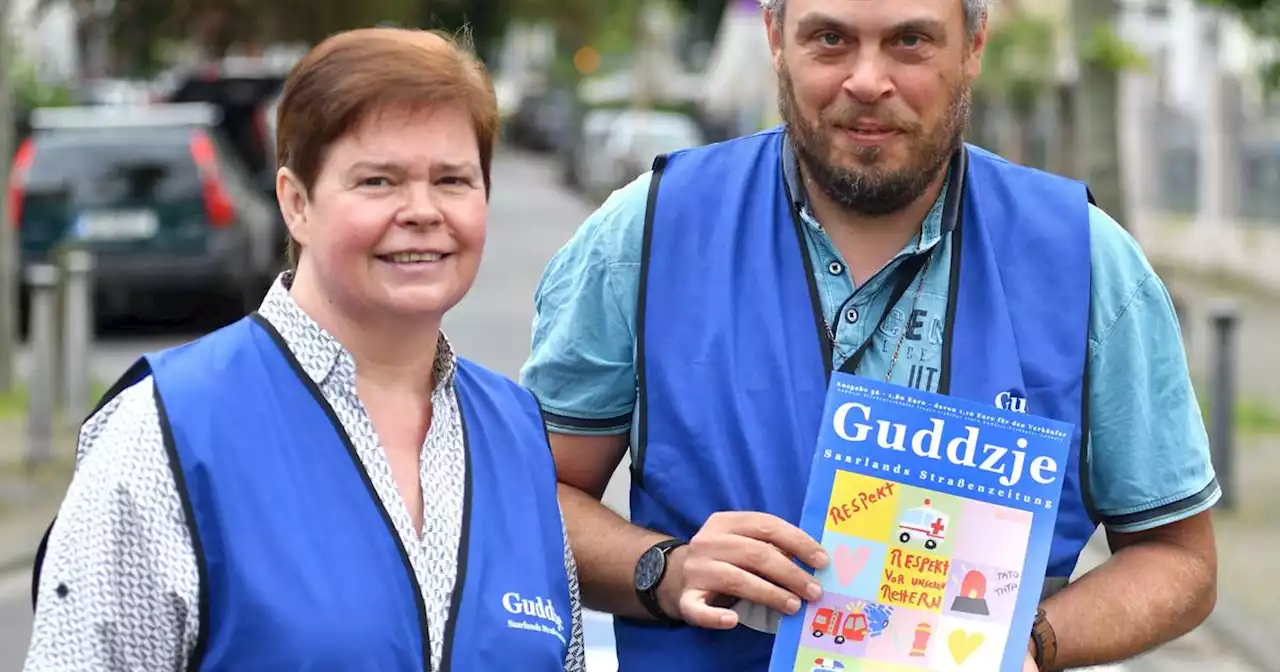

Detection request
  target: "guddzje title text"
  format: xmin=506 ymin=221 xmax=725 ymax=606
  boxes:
xmin=829 ymin=400 xmax=1058 ymax=489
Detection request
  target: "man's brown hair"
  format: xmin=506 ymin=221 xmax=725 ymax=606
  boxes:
xmin=274 ymin=27 xmax=498 ymax=265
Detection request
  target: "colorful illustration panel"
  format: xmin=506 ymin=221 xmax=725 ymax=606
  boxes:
xmin=826 ymin=471 xmax=903 ymax=541
xmin=792 ymin=646 xmax=866 ymax=672
xmin=816 ymin=532 xmax=888 ymax=601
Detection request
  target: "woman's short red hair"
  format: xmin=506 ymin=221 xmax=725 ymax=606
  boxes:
xmin=275 ymin=27 xmax=498 ymax=263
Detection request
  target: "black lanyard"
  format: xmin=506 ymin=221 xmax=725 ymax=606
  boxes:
xmin=837 ymin=250 xmax=932 ymax=376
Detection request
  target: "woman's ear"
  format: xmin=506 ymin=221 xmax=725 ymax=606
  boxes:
xmin=277 ymin=167 xmax=311 ymax=248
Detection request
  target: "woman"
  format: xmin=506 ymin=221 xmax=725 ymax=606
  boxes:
xmin=25 ymin=28 xmax=585 ymax=671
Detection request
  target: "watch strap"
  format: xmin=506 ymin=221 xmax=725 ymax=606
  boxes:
xmin=1030 ymin=607 xmax=1058 ymax=670
xmin=636 ymin=539 xmax=687 ymax=625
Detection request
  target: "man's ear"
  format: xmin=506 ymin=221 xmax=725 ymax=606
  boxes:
xmin=276 ymin=167 xmax=310 ymax=248
xmin=766 ymin=10 xmax=786 ymax=71
xmin=966 ymin=18 xmax=988 ymax=80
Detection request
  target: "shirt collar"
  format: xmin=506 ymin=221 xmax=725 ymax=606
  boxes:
xmin=255 ymin=271 xmax=458 ymax=390
xmin=780 ymin=132 xmax=967 ymax=248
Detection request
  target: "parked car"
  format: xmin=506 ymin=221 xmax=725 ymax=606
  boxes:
xmin=559 ymin=107 xmax=621 ymax=191
xmin=590 ymin=109 xmax=706 ymax=199
xmin=507 ymin=87 xmax=579 ymax=153
xmin=9 ymin=103 xmax=282 ymax=324
xmin=160 ymin=60 xmax=290 ymax=253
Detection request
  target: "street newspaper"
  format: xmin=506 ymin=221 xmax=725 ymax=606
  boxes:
xmin=769 ymin=374 xmax=1073 ymax=671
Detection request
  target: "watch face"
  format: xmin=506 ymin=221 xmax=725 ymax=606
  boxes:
xmin=634 ymin=546 xmax=667 ymax=592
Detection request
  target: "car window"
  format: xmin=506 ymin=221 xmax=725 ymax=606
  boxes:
xmin=26 ymin=127 xmax=204 ymax=204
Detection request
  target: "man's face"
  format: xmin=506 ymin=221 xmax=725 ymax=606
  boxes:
xmin=767 ymin=0 xmax=985 ymax=216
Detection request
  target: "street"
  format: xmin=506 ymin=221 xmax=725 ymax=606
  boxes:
xmin=0 ymin=151 xmax=1259 ymax=671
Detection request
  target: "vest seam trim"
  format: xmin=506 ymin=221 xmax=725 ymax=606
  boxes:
xmin=247 ymin=313 xmax=433 ymax=671
xmin=438 ymin=386 xmax=474 ymax=672
xmin=152 ymin=374 xmax=212 ymax=670
xmin=938 ymin=203 xmax=963 ymax=395
xmin=633 ymin=154 xmax=667 ymax=489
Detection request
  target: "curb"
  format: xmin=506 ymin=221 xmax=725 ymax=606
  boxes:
xmin=1200 ymin=595 xmax=1280 ymax=671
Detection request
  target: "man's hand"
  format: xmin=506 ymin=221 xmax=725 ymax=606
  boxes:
xmin=657 ymin=511 xmax=829 ymax=629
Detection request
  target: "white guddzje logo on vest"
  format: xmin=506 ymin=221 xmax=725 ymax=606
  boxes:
xmin=501 ymin=592 xmax=565 ymax=644
xmin=995 ymin=390 xmax=1028 ymax=414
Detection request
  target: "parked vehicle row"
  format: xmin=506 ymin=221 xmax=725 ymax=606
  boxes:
xmin=500 ymin=79 xmax=714 ymax=204
xmin=9 ymin=103 xmax=282 ymax=328
xmin=7 ymin=60 xmax=291 ymax=328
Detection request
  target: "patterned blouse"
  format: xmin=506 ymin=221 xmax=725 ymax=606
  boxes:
xmin=24 ymin=274 xmax=585 ymax=671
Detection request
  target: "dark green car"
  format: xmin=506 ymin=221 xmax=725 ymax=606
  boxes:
xmin=10 ymin=104 xmax=281 ymax=324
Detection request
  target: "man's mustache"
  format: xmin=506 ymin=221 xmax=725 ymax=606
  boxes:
xmin=824 ymin=105 xmax=918 ymax=133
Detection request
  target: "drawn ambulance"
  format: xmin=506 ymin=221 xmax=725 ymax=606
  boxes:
xmin=896 ymin=498 xmax=948 ymax=550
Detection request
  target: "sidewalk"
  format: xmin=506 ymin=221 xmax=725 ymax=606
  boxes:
xmin=0 ymin=418 xmax=73 ymax=577
xmin=1152 ymin=267 xmax=1280 ymax=670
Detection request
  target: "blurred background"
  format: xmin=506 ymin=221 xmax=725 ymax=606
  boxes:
xmin=1 ymin=0 xmax=1279 ymax=669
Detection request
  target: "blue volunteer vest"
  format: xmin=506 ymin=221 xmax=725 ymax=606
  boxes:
xmin=112 ymin=314 xmax=570 ymax=670
xmin=626 ymin=128 xmax=1097 ymax=670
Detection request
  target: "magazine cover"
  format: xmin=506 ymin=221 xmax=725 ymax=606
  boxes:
xmin=769 ymin=374 xmax=1074 ymax=672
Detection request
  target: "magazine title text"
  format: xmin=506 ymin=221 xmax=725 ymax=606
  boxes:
xmin=831 ymin=401 xmax=1058 ymax=488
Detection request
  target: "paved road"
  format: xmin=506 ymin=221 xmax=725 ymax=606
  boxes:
xmin=0 ymin=152 xmax=1259 ymax=670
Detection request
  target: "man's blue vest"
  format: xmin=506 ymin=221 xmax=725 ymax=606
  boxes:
xmin=625 ymin=128 xmax=1097 ymax=670
xmin=119 ymin=315 xmax=571 ymax=670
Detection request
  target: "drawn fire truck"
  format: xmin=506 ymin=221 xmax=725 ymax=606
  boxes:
xmin=897 ymin=498 xmax=949 ymax=550
xmin=809 ymin=606 xmax=869 ymax=644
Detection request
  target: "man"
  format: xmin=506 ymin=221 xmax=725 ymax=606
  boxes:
xmin=522 ymin=0 xmax=1219 ymax=669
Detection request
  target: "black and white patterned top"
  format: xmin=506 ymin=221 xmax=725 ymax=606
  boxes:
xmin=24 ymin=274 xmax=586 ymax=671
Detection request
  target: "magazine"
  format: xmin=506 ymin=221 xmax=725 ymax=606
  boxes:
xmin=769 ymin=374 xmax=1073 ymax=672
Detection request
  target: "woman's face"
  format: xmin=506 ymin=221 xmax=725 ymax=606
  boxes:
xmin=281 ymin=103 xmax=487 ymax=322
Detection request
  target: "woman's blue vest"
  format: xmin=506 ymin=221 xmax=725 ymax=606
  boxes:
xmin=623 ymin=128 xmax=1097 ymax=670
xmin=102 ymin=314 xmax=571 ymax=670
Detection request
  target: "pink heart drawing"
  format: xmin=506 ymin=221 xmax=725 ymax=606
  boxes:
xmin=834 ymin=544 xmax=872 ymax=586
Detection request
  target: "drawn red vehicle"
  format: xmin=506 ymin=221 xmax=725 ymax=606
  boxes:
xmin=810 ymin=607 xmax=869 ymax=644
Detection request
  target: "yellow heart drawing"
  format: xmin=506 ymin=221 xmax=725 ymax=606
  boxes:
xmin=947 ymin=629 xmax=986 ymax=665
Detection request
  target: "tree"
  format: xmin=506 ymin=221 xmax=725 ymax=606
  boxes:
xmin=975 ymin=3 xmax=1058 ymax=166
xmin=0 ymin=13 xmax=16 ymax=393
xmin=1071 ymin=0 xmax=1144 ymax=229
xmin=1208 ymin=0 xmax=1280 ymax=88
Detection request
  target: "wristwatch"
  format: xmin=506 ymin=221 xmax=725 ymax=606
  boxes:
xmin=1030 ymin=607 xmax=1058 ymax=670
xmin=634 ymin=538 xmax=687 ymax=625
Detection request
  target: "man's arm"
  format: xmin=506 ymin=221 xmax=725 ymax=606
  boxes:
xmin=1037 ymin=513 xmax=1216 ymax=668
xmin=1033 ymin=206 xmax=1219 ymax=669
xmin=552 ymin=433 xmax=681 ymax=620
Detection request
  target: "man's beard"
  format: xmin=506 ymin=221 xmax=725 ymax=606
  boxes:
xmin=778 ymin=61 xmax=970 ymax=217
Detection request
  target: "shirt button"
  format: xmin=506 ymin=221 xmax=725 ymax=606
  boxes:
xmin=845 ymin=307 xmax=859 ymax=324
xmin=827 ymin=261 xmax=843 ymax=275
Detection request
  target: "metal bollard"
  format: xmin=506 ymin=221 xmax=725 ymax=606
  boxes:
xmin=61 ymin=249 xmax=94 ymax=426
xmin=1209 ymin=300 xmax=1238 ymax=511
xmin=25 ymin=264 xmax=61 ymax=473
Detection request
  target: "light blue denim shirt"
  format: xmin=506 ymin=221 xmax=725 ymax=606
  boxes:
xmin=521 ymin=140 xmax=1219 ymax=534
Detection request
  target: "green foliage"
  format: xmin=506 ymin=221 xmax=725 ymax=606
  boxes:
xmin=977 ymin=12 xmax=1058 ymax=113
xmin=6 ymin=43 xmax=74 ymax=110
xmin=1202 ymin=0 xmax=1280 ymax=91
xmin=1078 ymin=23 xmax=1147 ymax=73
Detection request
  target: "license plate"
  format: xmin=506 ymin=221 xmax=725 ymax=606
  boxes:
xmin=74 ymin=210 xmax=158 ymax=240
